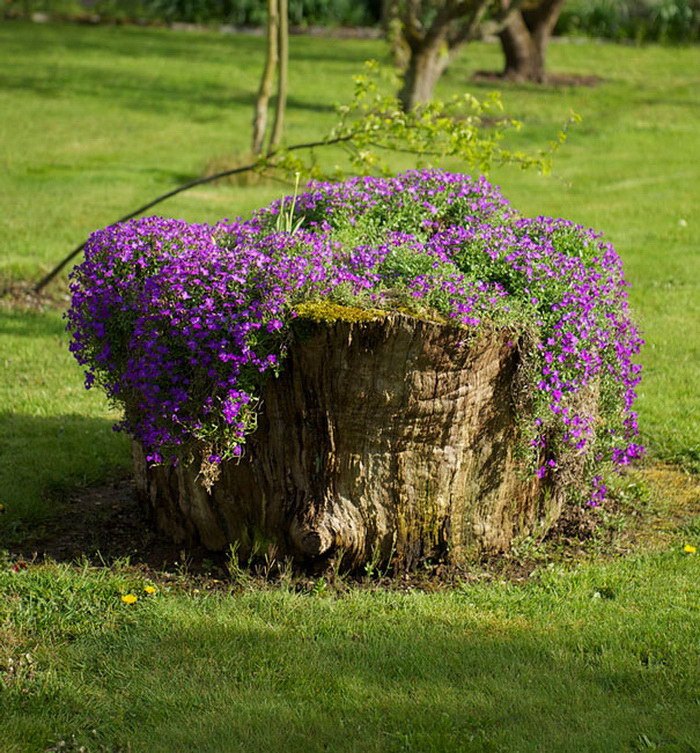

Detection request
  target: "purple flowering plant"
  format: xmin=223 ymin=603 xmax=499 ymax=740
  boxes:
xmin=67 ymin=169 xmax=643 ymax=504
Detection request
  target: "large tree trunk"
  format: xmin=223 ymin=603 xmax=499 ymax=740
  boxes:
xmin=134 ymin=313 xmax=582 ymax=573
xmin=498 ymin=0 xmax=565 ymax=82
xmin=499 ymin=9 xmax=541 ymax=81
xmin=398 ymin=40 xmax=450 ymax=111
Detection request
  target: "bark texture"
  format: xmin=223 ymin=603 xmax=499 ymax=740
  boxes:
xmin=398 ymin=40 xmax=451 ymax=111
xmin=394 ymin=0 xmax=532 ymax=110
xmin=498 ymin=0 xmax=566 ymax=82
xmin=396 ymin=0 xmax=491 ymax=111
xmin=134 ymin=313 xmax=573 ymax=572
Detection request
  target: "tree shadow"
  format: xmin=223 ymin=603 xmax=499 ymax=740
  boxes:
xmin=470 ymin=70 xmax=603 ymax=91
xmin=0 ymin=63 xmax=335 ymax=119
xmin=0 ymin=410 xmax=221 ymax=571
xmin=24 ymin=597 xmax=695 ymax=752
xmin=0 ymin=309 xmax=67 ymax=338
xmin=0 ymin=64 xmax=239 ymax=114
xmin=0 ymin=22 xmax=264 ymax=63
xmin=1 ymin=24 xmax=356 ymax=120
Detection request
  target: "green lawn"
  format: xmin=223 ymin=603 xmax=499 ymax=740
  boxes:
xmin=3 ymin=549 xmax=700 ymax=753
xmin=1 ymin=21 xmax=699 ymax=753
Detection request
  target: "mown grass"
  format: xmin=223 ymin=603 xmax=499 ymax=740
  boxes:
xmin=1 ymin=21 xmax=699 ymax=752
xmin=2 ymin=544 xmax=700 ymax=753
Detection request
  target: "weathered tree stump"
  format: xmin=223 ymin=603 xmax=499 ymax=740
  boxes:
xmin=133 ymin=313 xmax=569 ymax=571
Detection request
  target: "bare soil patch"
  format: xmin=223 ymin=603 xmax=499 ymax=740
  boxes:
xmin=0 ymin=281 xmax=69 ymax=312
xmin=12 ymin=477 xmax=227 ymax=576
xmin=472 ymin=71 xmax=603 ymax=88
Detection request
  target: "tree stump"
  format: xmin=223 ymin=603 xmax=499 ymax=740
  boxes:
xmin=133 ymin=312 xmax=569 ymax=571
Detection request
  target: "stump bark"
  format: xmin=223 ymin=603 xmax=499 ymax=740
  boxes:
xmin=133 ymin=313 xmax=569 ymax=571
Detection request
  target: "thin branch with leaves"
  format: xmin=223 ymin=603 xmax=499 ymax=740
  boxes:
xmin=34 ymin=62 xmax=577 ymax=293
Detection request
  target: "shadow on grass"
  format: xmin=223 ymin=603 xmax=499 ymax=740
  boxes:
xmin=0 ymin=24 xmax=351 ymax=119
xmin=0 ymin=411 xmax=216 ymax=570
xmin=0 ymin=64 xmax=241 ymax=113
xmin=0 ymin=309 xmax=67 ymax=338
xmin=0 ymin=412 xmax=131 ymax=537
xmin=0 ymin=64 xmax=336 ymax=117
xmin=10 ymin=589 xmax=697 ymax=753
xmin=0 ymin=22 xmax=264 ymax=63
xmin=0 ymin=21 xmax=378 ymax=64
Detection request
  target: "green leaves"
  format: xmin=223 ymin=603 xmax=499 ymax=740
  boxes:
xmin=267 ymin=60 xmax=567 ymax=183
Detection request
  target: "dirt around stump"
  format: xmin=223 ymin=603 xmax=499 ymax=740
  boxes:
xmin=10 ymin=476 xmax=227 ymax=575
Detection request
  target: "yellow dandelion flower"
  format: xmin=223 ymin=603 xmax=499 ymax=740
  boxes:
xmin=683 ymin=544 xmax=697 ymax=554
xmin=121 ymin=593 xmax=138 ymax=604
xmin=144 ymin=585 xmax=157 ymax=594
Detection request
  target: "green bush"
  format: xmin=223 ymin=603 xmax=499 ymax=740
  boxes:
xmin=556 ymin=0 xmax=700 ymax=44
xmin=2 ymin=0 xmax=381 ymax=26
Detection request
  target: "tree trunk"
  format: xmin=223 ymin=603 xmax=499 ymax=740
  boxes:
xmin=251 ymin=0 xmax=279 ymax=155
xmin=268 ymin=0 xmax=288 ymax=152
xmin=398 ymin=40 xmax=450 ymax=111
xmin=134 ymin=313 xmax=580 ymax=573
xmin=498 ymin=0 xmax=566 ymax=82
xmin=382 ymin=0 xmax=410 ymax=70
xmin=499 ymin=10 xmax=540 ymax=81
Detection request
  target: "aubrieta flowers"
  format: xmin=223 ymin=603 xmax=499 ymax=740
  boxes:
xmin=66 ymin=170 xmax=643 ymax=505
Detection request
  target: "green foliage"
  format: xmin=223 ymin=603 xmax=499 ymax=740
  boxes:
xmin=265 ymin=61 xmax=566 ymax=182
xmin=2 ymin=0 xmax=380 ymax=26
xmin=7 ymin=0 xmax=700 ymax=44
xmin=274 ymin=172 xmax=305 ymax=233
xmin=556 ymin=0 xmax=700 ymax=44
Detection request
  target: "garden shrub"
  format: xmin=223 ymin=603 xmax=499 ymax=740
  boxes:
xmin=67 ymin=169 xmax=644 ymax=506
xmin=3 ymin=0 xmax=380 ymax=27
xmin=556 ymin=0 xmax=700 ymax=44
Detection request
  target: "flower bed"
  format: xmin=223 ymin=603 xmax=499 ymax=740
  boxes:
xmin=67 ymin=169 xmax=643 ymax=511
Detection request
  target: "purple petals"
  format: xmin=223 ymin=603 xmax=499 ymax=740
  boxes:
xmin=66 ymin=169 xmax=643 ymax=505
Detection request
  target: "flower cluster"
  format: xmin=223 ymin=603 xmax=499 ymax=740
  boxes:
xmin=67 ymin=169 xmax=643 ymax=504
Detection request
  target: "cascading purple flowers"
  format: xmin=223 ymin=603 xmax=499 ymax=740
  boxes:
xmin=66 ymin=169 xmax=644 ymax=505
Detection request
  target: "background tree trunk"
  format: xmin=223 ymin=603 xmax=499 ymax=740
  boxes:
xmin=498 ymin=0 xmax=566 ymax=82
xmin=251 ymin=0 xmax=279 ymax=155
xmin=398 ymin=39 xmax=450 ymax=111
xmin=499 ymin=9 xmax=540 ymax=81
xmin=268 ymin=0 xmax=288 ymax=152
xmin=395 ymin=0 xmax=514 ymax=110
xmin=134 ymin=313 xmax=583 ymax=573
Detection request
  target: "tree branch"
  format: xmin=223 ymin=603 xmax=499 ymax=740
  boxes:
xmin=33 ymin=134 xmax=354 ymax=293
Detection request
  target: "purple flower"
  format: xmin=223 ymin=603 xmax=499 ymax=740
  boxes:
xmin=66 ymin=169 xmax=643 ymax=506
